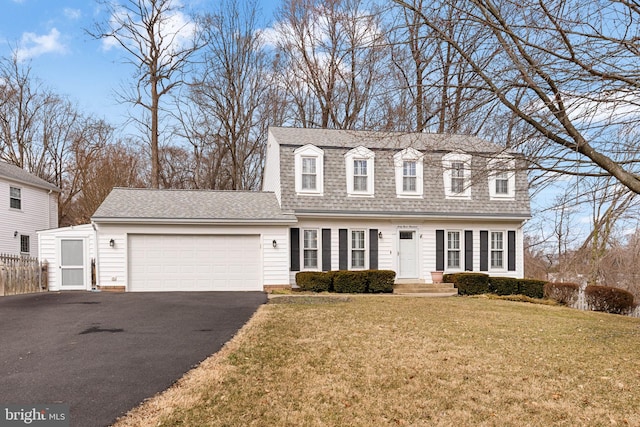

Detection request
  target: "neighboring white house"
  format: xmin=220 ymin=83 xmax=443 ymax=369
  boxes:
xmin=39 ymin=127 xmax=531 ymax=292
xmin=1 ymin=161 xmax=59 ymax=257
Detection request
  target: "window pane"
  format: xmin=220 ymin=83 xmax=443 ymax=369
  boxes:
xmin=403 ymin=161 xmax=416 ymax=176
xmin=304 ymin=250 xmax=318 ymax=269
xmin=354 ymin=160 xmax=367 ymax=175
xmin=61 ymin=240 xmax=84 ymax=265
xmin=352 ymin=230 xmax=365 ymax=249
xmin=303 ymin=230 xmax=318 ymax=249
xmin=451 ymin=162 xmax=465 ymax=194
xmin=491 ymin=251 xmax=503 ymax=269
xmin=352 ymin=250 xmax=365 ymax=268
xmin=448 ymin=251 xmax=460 ymax=268
xmin=10 ymin=187 xmax=21 ymax=209
xmin=20 ymin=235 xmax=30 ymax=253
xmin=447 ymin=232 xmax=460 ymax=249
xmin=403 ymin=176 xmax=416 ymax=192
xmin=302 ymin=157 xmax=316 ymax=174
xmin=10 ymin=187 xmax=20 ymax=198
xmin=302 ymin=174 xmax=316 ymax=190
xmin=354 ymin=176 xmax=368 ymax=191
xmin=491 ymin=232 xmax=503 ymax=250
xmin=495 ymin=175 xmax=509 ymax=194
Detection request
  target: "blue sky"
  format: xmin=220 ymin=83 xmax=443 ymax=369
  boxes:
xmin=0 ymin=0 xmax=278 ymax=129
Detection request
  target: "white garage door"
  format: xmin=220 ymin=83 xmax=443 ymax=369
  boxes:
xmin=128 ymin=234 xmax=261 ymax=291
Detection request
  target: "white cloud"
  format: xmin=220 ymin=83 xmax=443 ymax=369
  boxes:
xmin=64 ymin=8 xmax=82 ymax=20
xmin=101 ymin=4 xmax=197 ymax=58
xmin=15 ymin=28 xmax=67 ymax=61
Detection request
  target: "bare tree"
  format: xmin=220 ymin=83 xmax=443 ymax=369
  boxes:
xmin=90 ymin=0 xmax=199 ymax=188
xmin=392 ymin=0 xmax=640 ymax=194
xmin=178 ymin=0 xmax=272 ymax=190
xmin=274 ymin=0 xmax=389 ymax=129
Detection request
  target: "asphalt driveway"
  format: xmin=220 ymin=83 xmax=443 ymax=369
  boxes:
xmin=0 ymin=291 xmax=267 ymax=427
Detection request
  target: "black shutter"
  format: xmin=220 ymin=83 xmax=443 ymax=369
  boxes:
xmin=480 ymin=230 xmax=488 ymax=271
xmin=339 ymin=229 xmax=348 ymax=270
xmin=508 ymin=230 xmax=516 ymax=271
xmin=435 ymin=230 xmax=445 ymax=271
xmin=369 ymin=229 xmax=378 ymax=270
xmin=290 ymin=228 xmax=300 ymax=271
xmin=465 ymin=230 xmax=473 ymax=271
xmin=322 ymin=229 xmax=331 ymax=272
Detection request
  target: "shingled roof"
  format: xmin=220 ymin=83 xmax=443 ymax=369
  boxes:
xmin=269 ymin=127 xmax=531 ymax=219
xmin=0 ymin=161 xmax=60 ymax=192
xmin=92 ymin=188 xmax=296 ymax=224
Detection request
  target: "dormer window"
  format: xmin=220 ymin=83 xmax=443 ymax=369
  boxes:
xmin=345 ymin=146 xmax=375 ymax=196
xmin=394 ymin=147 xmax=423 ymax=197
xmin=488 ymin=156 xmax=516 ymax=199
xmin=442 ymin=152 xmax=472 ymax=199
xmin=301 ymin=157 xmax=317 ymax=190
xmin=294 ymin=144 xmax=324 ymax=195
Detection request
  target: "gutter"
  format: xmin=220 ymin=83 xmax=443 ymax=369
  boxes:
xmin=89 ymin=217 xmax=299 ymax=226
xmin=292 ymin=210 xmax=531 ymax=221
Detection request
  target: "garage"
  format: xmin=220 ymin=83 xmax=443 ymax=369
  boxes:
xmin=128 ymin=234 xmax=262 ymax=292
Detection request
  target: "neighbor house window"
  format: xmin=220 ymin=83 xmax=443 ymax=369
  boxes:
xmin=491 ymin=231 xmax=504 ymax=269
xmin=351 ymin=230 xmax=366 ymax=269
xmin=442 ymin=152 xmax=472 ymax=198
xmin=345 ymin=146 xmax=375 ymax=196
xmin=301 ymin=157 xmax=317 ymax=190
xmin=10 ymin=187 xmax=21 ymax=209
xmin=294 ymin=144 xmax=324 ymax=195
xmin=353 ymin=160 xmax=368 ymax=191
xmin=394 ymin=147 xmax=423 ymax=197
xmin=447 ymin=231 xmax=461 ymax=269
xmin=303 ymin=229 xmax=318 ymax=269
xmin=488 ymin=156 xmax=516 ymax=199
xmin=20 ymin=235 xmax=30 ymax=254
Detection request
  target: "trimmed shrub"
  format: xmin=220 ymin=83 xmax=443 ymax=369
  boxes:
xmin=585 ymin=285 xmax=635 ymax=315
xmin=366 ymin=270 xmax=396 ymax=293
xmin=518 ymin=279 xmax=546 ymax=299
xmin=543 ymin=282 xmax=579 ymax=305
xmin=333 ymin=271 xmax=367 ymax=293
xmin=452 ymin=273 xmax=490 ymax=295
xmin=489 ymin=277 xmax=519 ymax=296
xmin=443 ymin=273 xmax=460 ymax=284
xmin=295 ymin=271 xmax=333 ymax=292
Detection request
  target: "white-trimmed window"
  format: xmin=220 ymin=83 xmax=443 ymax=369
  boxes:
xmin=345 ymin=146 xmax=375 ymax=196
xmin=488 ymin=157 xmax=516 ymax=199
xmin=20 ymin=235 xmax=30 ymax=254
xmin=303 ymin=229 xmax=319 ymax=269
xmin=447 ymin=231 xmax=461 ymax=269
xmin=351 ymin=230 xmax=366 ymax=269
xmin=442 ymin=152 xmax=472 ymax=198
xmin=294 ymin=144 xmax=324 ymax=195
xmin=491 ymin=231 xmax=504 ymax=269
xmin=10 ymin=186 xmax=21 ymax=210
xmin=394 ymin=147 xmax=423 ymax=197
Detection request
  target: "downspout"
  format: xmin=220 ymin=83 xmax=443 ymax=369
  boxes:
xmin=92 ymin=222 xmax=100 ymax=292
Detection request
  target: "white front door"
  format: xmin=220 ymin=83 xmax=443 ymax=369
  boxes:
xmin=60 ymin=239 xmax=86 ymax=290
xmin=398 ymin=230 xmax=418 ymax=278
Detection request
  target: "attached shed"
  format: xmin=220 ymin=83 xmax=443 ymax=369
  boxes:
xmin=39 ymin=189 xmax=296 ymax=292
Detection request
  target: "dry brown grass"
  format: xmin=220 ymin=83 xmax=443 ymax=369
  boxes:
xmin=113 ymin=295 xmax=640 ymax=426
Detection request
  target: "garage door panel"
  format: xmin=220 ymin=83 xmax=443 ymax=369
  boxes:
xmin=128 ymin=235 xmax=261 ymax=291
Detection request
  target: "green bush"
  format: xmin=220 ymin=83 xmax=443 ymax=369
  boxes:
xmin=543 ymin=282 xmax=579 ymax=305
xmin=490 ymin=277 xmax=519 ymax=295
xmin=295 ymin=271 xmax=333 ymax=292
xmin=366 ymin=270 xmax=396 ymax=293
xmin=452 ymin=273 xmax=490 ymax=295
xmin=518 ymin=279 xmax=546 ymax=299
xmin=333 ymin=271 xmax=368 ymax=293
xmin=443 ymin=273 xmax=460 ymax=284
xmin=585 ymin=285 xmax=635 ymax=315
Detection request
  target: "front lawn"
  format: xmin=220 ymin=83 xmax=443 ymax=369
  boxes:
xmin=114 ymin=295 xmax=640 ymax=426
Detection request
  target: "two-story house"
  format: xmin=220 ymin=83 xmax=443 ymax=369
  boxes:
xmin=262 ymin=127 xmax=531 ymax=285
xmin=1 ymin=161 xmax=59 ymax=257
xmin=39 ymin=127 xmax=530 ymax=292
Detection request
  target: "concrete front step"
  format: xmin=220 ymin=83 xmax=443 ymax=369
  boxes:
xmin=393 ymin=282 xmax=458 ymax=296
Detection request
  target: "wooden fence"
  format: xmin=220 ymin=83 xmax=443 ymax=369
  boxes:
xmin=0 ymin=254 xmax=47 ymax=296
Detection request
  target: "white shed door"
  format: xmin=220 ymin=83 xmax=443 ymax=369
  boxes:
xmin=128 ymin=235 xmax=261 ymax=291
